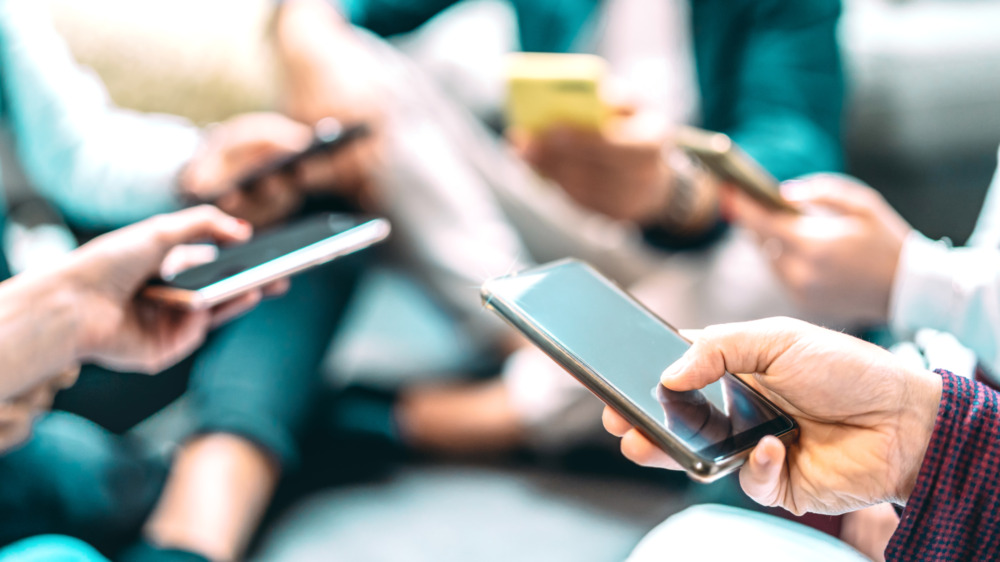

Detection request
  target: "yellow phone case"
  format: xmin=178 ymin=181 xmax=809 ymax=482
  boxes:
xmin=505 ymin=53 xmax=608 ymax=134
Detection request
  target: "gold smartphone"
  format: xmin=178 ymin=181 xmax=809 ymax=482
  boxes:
xmin=481 ymin=259 xmax=798 ymax=483
xmin=143 ymin=214 xmax=390 ymax=310
xmin=504 ymin=53 xmax=608 ymax=134
xmin=674 ymin=126 xmax=799 ymax=214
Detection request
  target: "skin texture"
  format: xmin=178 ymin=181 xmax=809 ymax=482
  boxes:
xmin=728 ymin=175 xmax=911 ymax=326
xmin=602 ymin=317 xmax=943 ymax=516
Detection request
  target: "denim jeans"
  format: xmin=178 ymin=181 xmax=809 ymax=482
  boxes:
xmin=0 ymin=251 xmax=366 ymax=552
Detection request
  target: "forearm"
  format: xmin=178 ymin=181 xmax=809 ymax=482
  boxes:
xmin=274 ymin=0 xmax=368 ymax=123
xmin=887 ymin=372 xmax=1000 ymax=560
xmin=0 ymin=268 xmax=81 ymax=399
xmin=890 ymin=232 xmax=1000 ymax=374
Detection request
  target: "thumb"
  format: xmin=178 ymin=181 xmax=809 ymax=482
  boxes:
xmin=661 ymin=318 xmax=806 ymax=391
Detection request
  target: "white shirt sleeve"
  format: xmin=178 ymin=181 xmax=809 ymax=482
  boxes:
xmin=0 ymin=0 xmax=200 ymax=229
xmin=890 ymin=230 xmax=1000 ymax=374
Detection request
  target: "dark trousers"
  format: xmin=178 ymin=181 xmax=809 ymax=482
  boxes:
xmin=0 ymin=254 xmax=365 ymax=552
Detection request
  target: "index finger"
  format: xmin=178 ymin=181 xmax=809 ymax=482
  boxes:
xmin=728 ymin=187 xmax=799 ymax=247
xmin=147 ymin=206 xmax=252 ymax=251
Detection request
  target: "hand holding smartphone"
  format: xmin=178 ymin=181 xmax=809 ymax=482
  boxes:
xmin=235 ymin=120 xmax=372 ymax=195
xmin=481 ymin=259 xmax=797 ymax=482
xmin=143 ymin=213 xmax=389 ymax=309
xmin=673 ymin=126 xmax=799 ymax=214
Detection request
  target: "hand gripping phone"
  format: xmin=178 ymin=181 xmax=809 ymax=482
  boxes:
xmin=481 ymin=259 xmax=798 ymax=482
xmin=673 ymin=126 xmax=799 ymax=214
xmin=237 ymin=121 xmax=372 ymax=193
xmin=143 ymin=213 xmax=389 ymax=309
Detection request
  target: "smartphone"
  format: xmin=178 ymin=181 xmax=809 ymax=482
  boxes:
xmin=505 ymin=53 xmax=608 ymax=134
xmin=236 ymin=121 xmax=372 ymax=193
xmin=143 ymin=213 xmax=390 ymax=309
xmin=481 ymin=259 xmax=798 ymax=482
xmin=674 ymin=126 xmax=799 ymax=214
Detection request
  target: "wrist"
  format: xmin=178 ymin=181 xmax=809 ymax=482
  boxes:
xmin=892 ymin=367 xmax=943 ymax=504
xmin=646 ymin=150 xmax=721 ymax=234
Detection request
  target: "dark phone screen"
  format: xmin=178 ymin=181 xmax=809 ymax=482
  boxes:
xmin=489 ymin=262 xmax=791 ymax=458
xmin=157 ymin=214 xmax=360 ymax=291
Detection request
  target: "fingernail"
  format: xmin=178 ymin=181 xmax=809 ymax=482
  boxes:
xmin=661 ymin=355 xmax=690 ymax=385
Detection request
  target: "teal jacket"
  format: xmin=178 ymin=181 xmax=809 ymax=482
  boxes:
xmin=341 ymin=0 xmax=845 ymax=180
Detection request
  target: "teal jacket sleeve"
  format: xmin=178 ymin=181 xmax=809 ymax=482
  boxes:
xmin=700 ymin=0 xmax=845 ymax=180
xmin=339 ymin=0 xmax=464 ymax=37
xmin=0 ymin=1 xmax=198 ymax=230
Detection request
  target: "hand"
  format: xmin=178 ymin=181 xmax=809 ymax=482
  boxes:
xmin=181 ymin=112 xmax=312 ymax=203
xmin=512 ymin=113 xmax=674 ymax=224
xmin=728 ymin=174 xmax=911 ymax=325
xmin=0 ymin=368 xmax=78 ymax=453
xmin=602 ymin=317 xmax=943 ymax=515
xmin=64 ymin=206 xmax=276 ymax=373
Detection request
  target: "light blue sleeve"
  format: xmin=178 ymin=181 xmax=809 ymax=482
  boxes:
xmin=0 ymin=1 xmax=200 ymax=229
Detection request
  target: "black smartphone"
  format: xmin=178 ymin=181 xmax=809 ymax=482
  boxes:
xmin=481 ymin=259 xmax=798 ymax=482
xmin=236 ymin=121 xmax=372 ymax=193
xmin=143 ymin=213 xmax=389 ymax=309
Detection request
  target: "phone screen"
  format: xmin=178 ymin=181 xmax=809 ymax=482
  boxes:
xmin=159 ymin=214 xmax=364 ymax=291
xmin=485 ymin=261 xmax=793 ymax=459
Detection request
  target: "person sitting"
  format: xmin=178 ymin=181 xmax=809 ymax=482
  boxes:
xmin=0 ymin=207 xmax=276 ymax=562
xmin=273 ymin=0 xmax=848 ymax=455
xmin=0 ymin=3 xmax=366 ymax=559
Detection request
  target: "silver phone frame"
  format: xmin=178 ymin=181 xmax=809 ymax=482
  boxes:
xmin=144 ymin=217 xmax=390 ymax=310
xmin=481 ymin=258 xmax=797 ymax=483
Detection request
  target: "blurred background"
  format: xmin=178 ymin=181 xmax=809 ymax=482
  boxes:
xmin=1 ymin=0 xmax=999 ymax=560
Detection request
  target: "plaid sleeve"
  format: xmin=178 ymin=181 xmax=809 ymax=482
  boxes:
xmin=885 ymin=371 xmax=1000 ymax=561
